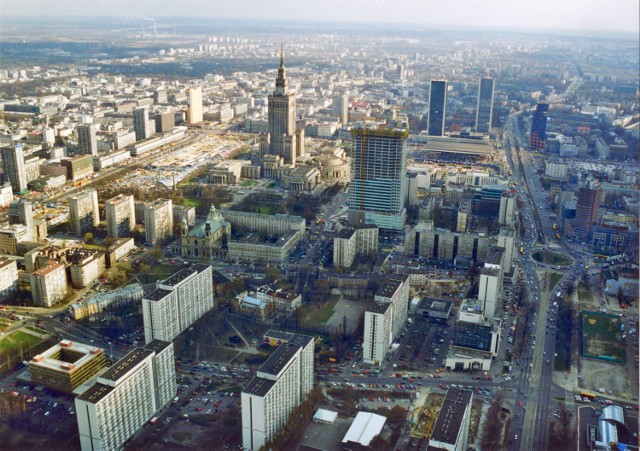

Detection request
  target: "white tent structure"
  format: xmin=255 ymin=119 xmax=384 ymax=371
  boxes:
xmin=342 ymin=411 xmax=387 ymax=447
xmin=313 ymin=408 xmax=338 ymax=425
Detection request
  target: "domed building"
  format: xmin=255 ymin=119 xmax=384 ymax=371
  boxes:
xmin=314 ymin=146 xmax=350 ymax=183
xmin=171 ymin=205 xmax=230 ymax=259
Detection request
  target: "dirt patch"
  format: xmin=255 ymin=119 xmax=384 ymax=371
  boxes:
xmin=325 ymin=297 xmax=368 ymax=334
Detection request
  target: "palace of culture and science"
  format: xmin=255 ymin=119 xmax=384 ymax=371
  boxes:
xmin=259 ymin=45 xmax=305 ymax=165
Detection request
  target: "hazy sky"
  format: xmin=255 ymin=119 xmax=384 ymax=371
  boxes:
xmin=1 ymin=0 xmax=638 ymax=34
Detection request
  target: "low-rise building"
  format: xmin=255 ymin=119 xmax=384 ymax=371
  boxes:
xmin=255 ymin=285 xmax=301 ymax=313
xmin=69 ymin=284 xmax=144 ymax=321
xmin=67 ymin=249 xmax=106 ymax=289
xmin=29 ymin=340 xmax=106 ymax=393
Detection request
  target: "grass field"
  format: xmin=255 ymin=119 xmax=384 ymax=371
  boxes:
xmin=308 ymin=296 xmax=340 ymax=325
xmin=183 ymin=198 xmax=202 ymax=208
xmin=581 ymin=310 xmax=625 ymax=362
xmin=549 ymin=272 xmax=563 ymax=291
xmin=239 ymin=180 xmax=256 ymax=187
xmin=137 ymin=263 xmax=181 ymax=284
xmin=532 ymin=250 xmax=572 ymax=266
xmin=0 ymin=330 xmax=42 ymax=354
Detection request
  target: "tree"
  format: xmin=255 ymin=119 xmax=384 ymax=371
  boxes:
xmin=84 ymin=232 xmax=94 ymax=244
xmin=265 ymin=265 xmax=282 ymax=283
xmin=368 ymin=434 xmax=390 ymax=451
xmin=481 ymin=392 xmax=505 ymax=451
xmin=149 ymin=244 xmax=163 ymax=260
xmin=386 ymin=405 xmax=407 ymax=430
xmin=617 ymin=286 xmax=625 ymax=305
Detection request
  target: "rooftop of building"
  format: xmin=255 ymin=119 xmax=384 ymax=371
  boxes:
xmin=76 ymin=382 xmax=114 ymax=404
xmin=336 ymin=228 xmax=356 ymax=240
xmin=257 ymin=338 xmax=309 ymax=376
xmin=418 ymin=297 xmax=453 ymax=313
xmin=0 ymin=256 xmax=16 ymax=269
xmin=264 ymin=329 xmax=295 ymax=341
xmin=242 ymin=376 xmax=276 ymax=397
xmin=161 ymin=267 xmax=196 ymax=287
xmin=367 ymin=302 xmax=391 ymax=314
xmin=30 ymin=340 xmax=104 ymax=373
xmin=32 ymin=260 xmax=64 ymax=277
xmin=375 ymin=277 xmax=405 ymax=299
xmin=106 ymin=194 xmax=133 ymax=205
xmin=257 ymin=285 xmax=300 ymax=301
xmin=144 ymin=288 xmax=173 ymax=302
xmin=484 ymin=246 xmax=505 ymax=266
xmin=99 ymin=347 xmax=153 ymax=383
xmin=430 ymin=388 xmax=473 ymax=445
xmin=143 ymin=339 xmax=172 ymax=354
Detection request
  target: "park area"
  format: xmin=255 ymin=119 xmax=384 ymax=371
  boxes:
xmin=581 ymin=310 xmax=625 ymax=363
xmin=0 ymin=330 xmax=42 ymax=355
xmin=532 ymin=250 xmax=572 ymax=266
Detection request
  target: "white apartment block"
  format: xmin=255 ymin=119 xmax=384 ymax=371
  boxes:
xmin=498 ymin=191 xmax=516 ymax=226
xmin=333 ymin=224 xmax=379 ymax=268
xmin=31 ymin=261 xmax=68 ymax=308
xmin=69 ymin=189 xmax=100 ymax=236
xmin=242 ymin=334 xmax=314 ymax=451
xmin=0 ymin=257 xmax=18 ymax=302
xmin=69 ymin=251 xmax=106 ymax=289
xmin=143 ymin=198 xmax=174 ymax=245
xmin=0 ymin=182 xmax=14 ymax=208
xmin=105 ymin=194 xmax=135 ymax=238
xmin=374 ymin=275 xmax=410 ymax=340
xmin=363 ymin=303 xmax=392 ymax=364
xmin=142 ymin=264 xmax=213 ymax=343
xmin=429 ymin=388 xmax=473 ymax=451
xmin=478 ymin=268 xmax=502 ymax=319
xmin=75 ymin=340 xmax=176 ymax=451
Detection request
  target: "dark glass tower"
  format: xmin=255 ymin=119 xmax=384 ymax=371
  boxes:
xmin=529 ymin=103 xmax=549 ymax=151
xmin=475 ymin=77 xmax=495 ymax=133
xmin=428 ymin=80 xmax=447 ymax=136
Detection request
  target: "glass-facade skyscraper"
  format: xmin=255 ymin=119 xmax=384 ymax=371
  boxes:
xmin=529 ymin=102 xmax=549 ymax=151
xmin=348 ymin=123 xmax=408 ymax=231
xmin=475 ymin=77 xmax=495 ymax=133
xmin=428 ymin=80 xmax=447 ymax=136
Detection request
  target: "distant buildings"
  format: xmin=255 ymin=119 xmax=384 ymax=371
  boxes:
xmin=332 ymin=93 xmax=349 ymax=126
xmin=475 ymin=77 xmax=495 ymax=133
xmin=242 ymin=334 xmax=314 ymax=450
xmin=529 ymin=102 xmax=549 ymax=151
xmin=29 ymin=340 xmax=106 ymax=393
xmin=77 ymin=124 xmax=98 ymax=156
xmin=142 ymin=264 xmax=213 ymax=343
xmin=429 ymin=387 xmax=473 ymax=451
xmin=68 ymin=189 xmax=100 ymax=236
xmin=133 ymin=107 xmax=152 ymax=141
xmin=348 ymin=122 xmax=408 ymax=231
xmin=75 ymin=340 xmax=176 ymax=451
xmin=1 ymin=143 xmax=28 ymax=193
xmin=105 ymin=194 xmax=135 ymax=238
xmin=428 ymin=80 xmax=448 ymax=136
xmin=187 ymin=86 xmax=203 ymax=124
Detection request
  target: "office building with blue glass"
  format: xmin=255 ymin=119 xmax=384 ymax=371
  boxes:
xmin=428 ymin=80 xmax=448 ymax=136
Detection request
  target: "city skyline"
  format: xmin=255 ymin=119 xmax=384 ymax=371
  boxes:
xmin=0 ymin=0 xmax=638 ymax=34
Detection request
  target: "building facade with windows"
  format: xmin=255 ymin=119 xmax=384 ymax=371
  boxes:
xmin=69 ymin=189 xmax=100 ymax=236
xmin=105 ymin=194 xmax=135 ymax=238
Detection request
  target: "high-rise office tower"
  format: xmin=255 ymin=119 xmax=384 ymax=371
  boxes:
xmin=428 ymin=80 xmax=447 ymax=136
xmin=259 ymin=45 xmax=303 ymax=165
xmin=142 ymin=264 xmax=213 ymax=343
xmin=1 ymin=143 xmax=28 ymax=193
xmin=75 ymin=340 xmax=176 ymax=451
xmin=529 ymin=102 xmax=549 ymax=151
xmin=348 ymin=122 xmax=408 ymax=231
xmin=133 ymin=107 xmax=151 ymax=141
xmin=571 ymin=177 xmax=602 ymax=241
xmin=332 ymin=93 xmax=349 ymax=126
xmin=242 ymin=334 xmax=314 ymax=451
xmin=187 ymin=87 xmax=203 ymax=124
xmin=143 ymin=198 xmax=174 ymax=245
xmin=498 ymin=190 xmax=516 ymax=226
xmin=77 ymin=124 xmax=98 ymax=156
xmin=475 ymin=77 xmax=495 ymax=133
xmin=68 ymin=189 xmax=100 ymax=236
xmin=105 ymin=194 xmax=135 ymax=238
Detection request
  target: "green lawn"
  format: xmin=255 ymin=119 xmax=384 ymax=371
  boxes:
xmin=25 ymin=326 xmax=47 ymax=335
xmin=0 ymin=330 xmax=42 ymax=354
xmin=183 ymin=198 xmax=202 ymax=208
xmin=311 ymin=297 xmax=340 ymax=324
xmin=581 ymin=310 xmax=625 ymax=362
xmin=549 ymin=272 xmax=563 ymax=291
xmin=137 ymin=263 xmax=180 ymax=284
xmin=239 ymin=180 xmax=256 ymax=187
xmin=532 ymin=250 xmax=572 ymax=266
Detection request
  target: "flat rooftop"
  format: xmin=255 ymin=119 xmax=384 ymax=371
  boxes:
xmin=419 ymin=297 xmax=453 ymax=313
xmin=76 ymin=382 xmax=114 ymax=404
xmin=430 ymin=388 xmax=473 ymax=445
xmin=376 ymin=278 xmax=403 ymax=299
xmin=161 ymin=267 xmax=196 ymax=287
xmin=367 ymin=302 xmax=391 ymax=314
xmin=143 ymin=340 xmax=172 ymax=354
xmin=99 ymin=348 xmax=153 ymax=383
xmin=30 ymin=340 xmax=104 ymax=373
xmin=144 ymin=288 xmax=173 ymax=302
xmin=264 ymin=330 xmax=295 ymax=341
xmin=242 ymin=376 xmax=276 ymax=397
xmin=258 ymin=343 xmax=301 ymax=376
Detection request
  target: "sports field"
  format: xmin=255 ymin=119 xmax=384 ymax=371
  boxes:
xmin=581 ymin=310 xmax=625 ymax=363
xmin=0 ymin=330 xmax=42 ymax=354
